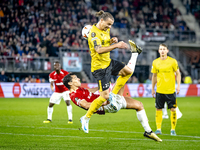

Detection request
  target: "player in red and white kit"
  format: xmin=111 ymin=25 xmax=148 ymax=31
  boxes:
xmin=43 ymin=60 xmax=73 ymax=124
xmin=63 ymin=73 xmax=162 ymax=142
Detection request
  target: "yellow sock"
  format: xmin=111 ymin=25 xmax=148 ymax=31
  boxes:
xmin=171 ymin=110 xmax=177 ymax=130
xmin=112 ymin=73 xmax=132 ymax=94
xmin=156 ymin=110 xmax=163 ymax=130
xmin=86 ymin=96 xmax=106 ymax=118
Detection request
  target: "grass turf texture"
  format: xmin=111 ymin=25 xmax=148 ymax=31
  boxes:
xmin=0 ymin=97 xmax=200 ymax=150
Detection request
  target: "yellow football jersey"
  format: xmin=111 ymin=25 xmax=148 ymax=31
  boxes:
xmin=88 ymin=24 xmax=111 ymax=72
xmin=151 ymin=56 xmax=179 ymax=94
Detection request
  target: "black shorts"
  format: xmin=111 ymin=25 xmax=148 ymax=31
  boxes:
xmin=155 ymin=92 xmax=177 ymax=109
xmin=92 ymin=59 xmax=125 ymax=91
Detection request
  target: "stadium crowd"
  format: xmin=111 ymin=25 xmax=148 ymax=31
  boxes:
xmin=0 ymin=0 xmax=199 ymax=83
xmin=0 ymin=0 xmax=194 ymax=58
xmin=182 ymin=0 xmax=200 ymax=25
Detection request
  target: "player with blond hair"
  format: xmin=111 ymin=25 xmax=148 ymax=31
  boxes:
xmin=80 ymin=10 xmax=142 ymax=133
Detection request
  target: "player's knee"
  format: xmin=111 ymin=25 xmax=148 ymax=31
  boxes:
xmin=65 ymin=100 xmax=70 ymax=106
xmin=49 ymin=103 xmax=54 ymax=107
xmin=170 ymin=108 xmax=176 ymax=112
xmin=104 ymin=95 xmax=109 ymax=100
xmin=101 ymin=92 xmax=109 ymax=100
xmin=137 ymin=101 xmax=144 ymax=111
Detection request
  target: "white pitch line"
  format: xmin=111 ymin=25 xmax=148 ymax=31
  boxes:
xmin=0 ymin=132 xmax=200 ymax=142
xmin=2 ymin=125 xmax=200 ymax=139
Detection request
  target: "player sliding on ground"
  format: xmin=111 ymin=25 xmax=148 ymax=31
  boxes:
xmin=63 ymin=73 xmax=162 ymax=142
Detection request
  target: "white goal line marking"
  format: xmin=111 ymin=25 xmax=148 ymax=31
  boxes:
xmin=2 ymin=125 xmax=200 ymax=139
xmin=0 ymin=132 xmax=199 ymax=142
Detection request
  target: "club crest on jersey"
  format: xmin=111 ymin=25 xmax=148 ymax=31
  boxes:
xmin=91 ymin=32 xmax=96 ymax=37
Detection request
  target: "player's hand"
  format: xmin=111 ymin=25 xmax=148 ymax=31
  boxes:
xmin=152 ymin=89 xmax=156 ymax=98
xmin=117 ymin=41 xmax=128 ymax=49
xmin=176 ymin=86 xmax=180 ymax=94
xmin=110 ymin=37 xmax=118 ymax=44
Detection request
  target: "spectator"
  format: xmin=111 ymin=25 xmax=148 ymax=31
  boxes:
xmin=131 ymin=76 xmax=139 ymax=83
xmin=41 ymin=78 xmax=46 ymax=83
xmin=22 ymin=77 xmax=29 ymax=83
xmin=145 ymin=75 xmax=152 ymax=84
xmin=0 ymin=70 xmax=7 ymax=82
xmin=36 ymin=75 xmax=41 ymax=83
xmin=81 ymin=77 xmax=87 ymax=83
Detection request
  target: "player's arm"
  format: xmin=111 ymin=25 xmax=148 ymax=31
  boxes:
xmin=79 ymin=100 xmax=92 ymax=109
xmin=152 ymin=73 xmax=157 ymax=98
xmin=175 ymin=69 xmax=181 ymax=94
xmin=79 ymin=98 xmax=108 ymax=110
xmin=94 ymin=41 xmax=128 ymax=54
xmin=88 ymin=87 xmax=98 ymax=93
xmin=50 ymin=81 xmax=54 ymax=91
xmin=80 ymin=99 xmax=106 ymax=115
xmin=110 ymin=37 xmax=118 ymax=44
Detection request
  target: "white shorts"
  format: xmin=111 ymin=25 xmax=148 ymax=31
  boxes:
xmin=49 ymin=91 xmax=71 ymax=105
xmin=104 ymin=94 xmax=127 ymax=113
xmin=116 ymin=94 xmax=127 ymax=109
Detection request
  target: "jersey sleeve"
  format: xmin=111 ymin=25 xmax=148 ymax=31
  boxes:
xmin=70 ymin=93 xmax=85 ymax=107
xmin=172 ymin=59 xmax=179 ymax=72
xmin=49 ymin=73 xmax=54 ymax=82
xmin=151 ymin=61 xmax=157 ymax=73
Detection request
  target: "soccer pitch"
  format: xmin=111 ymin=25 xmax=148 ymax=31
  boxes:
xmin=0 ymin=97 xmax=200 ymax=150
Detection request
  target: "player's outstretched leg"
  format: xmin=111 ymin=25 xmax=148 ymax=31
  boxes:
xmin=144 ymin=131 xmax=162 ymax=142
xmin=128 ymin=40 xmax=142 ymax=54
xmin=80 ymin=115 xmax=90 ymax=133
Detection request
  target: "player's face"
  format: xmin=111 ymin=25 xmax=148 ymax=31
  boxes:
xmin=71 ymin=75 xmax=81 ymax=87
xmin=101 ymin=18 xmax=114 ymax=31
xmin=158 ymin=46 xmax=168 ymax=56
xmin=54 ymin=63 xmax=60 ymax=71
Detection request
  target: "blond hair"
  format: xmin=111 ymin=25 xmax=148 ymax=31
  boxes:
xmin=95 ymin=10 xmax=114 ymax=21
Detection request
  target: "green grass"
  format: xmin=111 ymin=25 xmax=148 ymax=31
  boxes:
xmin=0 ymin=97 xmax=200 ymax=150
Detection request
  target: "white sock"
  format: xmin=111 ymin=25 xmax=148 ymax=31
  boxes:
xmin=84 ymin=115 xmax=90 ymax=120
xmin=176 ymin=106 xmax=182 ymax=119
xmin=162 ymin=103 xmax=168 ymax=116
xmin=127 ymin=53 xmax=138 ymax=71
xmin=67 ymin=105 xmax=73 ymax=120
xmin=136 ymin=109 xmax=152 ymax=132
xmin=47 ymin=106 xmax=53 ymax=120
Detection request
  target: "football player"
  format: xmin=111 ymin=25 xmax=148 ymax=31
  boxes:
xmin=63 ymin=73 xmax=162 ymax=142
xmin=43 ymin=60 xmax=73 ymax=124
